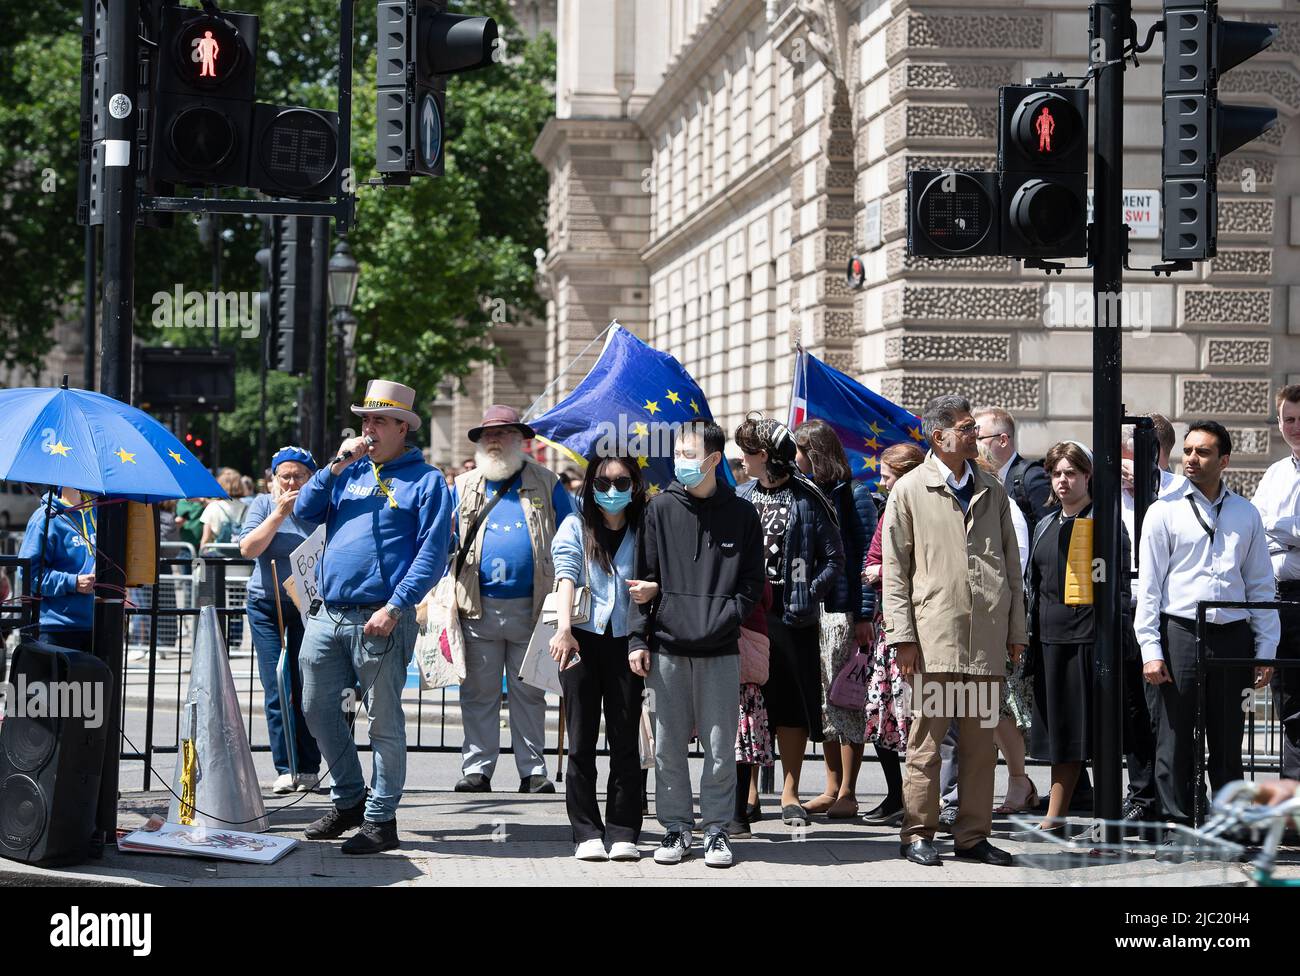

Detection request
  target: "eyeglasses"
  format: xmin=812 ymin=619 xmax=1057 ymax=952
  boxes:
xmin=950 ymin=423 xmax=980 ymax=437
xmin=594 ymin=476 xmax=633 ymax=492
xmin=975 ymin=432 xmax=1001 ymax=442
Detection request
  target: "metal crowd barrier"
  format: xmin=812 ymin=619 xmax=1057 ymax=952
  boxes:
xmin=1193 ymin=599 xmax=1296 ymax=825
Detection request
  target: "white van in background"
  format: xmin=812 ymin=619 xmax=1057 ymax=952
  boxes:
xmin=0 ymin=481 xmax=42 ymax=533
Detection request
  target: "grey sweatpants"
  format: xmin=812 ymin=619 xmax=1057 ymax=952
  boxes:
xmin=646 ymin=650 xmax=740 ymax=836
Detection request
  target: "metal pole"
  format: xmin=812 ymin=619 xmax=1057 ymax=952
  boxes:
xmin=1091 ymin=0 xmax=1128 ymax=827
xmin=211 ymin=212 xmax=222 ymax=471
xmin=93 ymin=0 xmax=139 ymax=849
xmin=336 ymin=0 xmax=355 ymax=232
xmin=79 ymin=0 xmax=96 ymax=392
xmin=334 ymin=310 xmax=347 ymax=435
xmin=309 ymin=216 xmax=329 ymax=463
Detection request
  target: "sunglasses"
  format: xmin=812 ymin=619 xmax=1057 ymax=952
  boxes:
xmin=594 ymin=476 xmax=633 ymax=492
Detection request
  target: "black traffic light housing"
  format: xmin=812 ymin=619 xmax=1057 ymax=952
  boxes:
xmin=906 ymin=170 xmax=1001 ymax=257
xmin=1160 ymin=1 xmax=1278 ymax=262
xmin=376 ymin=0 xmax=498 ymax=180
xmin=998 ymin=86 xmax=1089 ymax=259
xmin=266 ymin=215 xmax=313 ymax=375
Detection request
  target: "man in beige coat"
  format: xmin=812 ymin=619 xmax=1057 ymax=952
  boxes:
xmin=882 ymin=394 xmax=1027 ymax=867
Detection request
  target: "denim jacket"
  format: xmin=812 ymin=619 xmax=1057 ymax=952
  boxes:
xmin=550 ymin=513 xmax=637 ymax=638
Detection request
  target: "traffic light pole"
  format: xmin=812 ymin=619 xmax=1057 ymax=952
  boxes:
xmin=92 ymin=0 xmax=139 ymax=850
xmin=309 ymin=216 xmax=330 ymax=463
xmin=1091 ymin=0 xmax=1128 ymax=828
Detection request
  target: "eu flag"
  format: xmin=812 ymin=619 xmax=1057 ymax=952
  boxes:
xmin=788 ymin=347 xmax=924 ymax=488
xmin=528 ymin=325 xmax=722 ymax=497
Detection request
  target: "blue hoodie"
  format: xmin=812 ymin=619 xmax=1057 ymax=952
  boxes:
xmin=294 ymin=447 xmax=453 ymax=609
xmin=19 ymin=493 xmax=97 ymax=632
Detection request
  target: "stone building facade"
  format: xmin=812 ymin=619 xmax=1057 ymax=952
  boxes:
xmin=533 ymin=0 xmax=1300 ymax=492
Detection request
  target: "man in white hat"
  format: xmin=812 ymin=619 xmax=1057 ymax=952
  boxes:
xmin=294 ymin=379 xmax=453 ymax=854
xmin=449 ymin=404 xmax=576 ymax=793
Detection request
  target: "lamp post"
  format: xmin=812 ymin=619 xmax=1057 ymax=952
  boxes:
xmin=328 ymin=239 xmax=360 ymax=435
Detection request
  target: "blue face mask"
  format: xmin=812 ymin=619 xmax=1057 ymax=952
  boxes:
xmin=675 ymin=456 xmax=710 ymax=488
xmin=594 ymin=487 xmax=632 ymax=513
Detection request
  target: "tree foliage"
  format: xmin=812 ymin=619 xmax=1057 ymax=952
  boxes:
xmin=0 ymin=0 xmax=554 ymax=476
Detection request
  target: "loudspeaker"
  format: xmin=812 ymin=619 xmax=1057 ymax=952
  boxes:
xmin=0 ymin=640 xmax=111 ymax=867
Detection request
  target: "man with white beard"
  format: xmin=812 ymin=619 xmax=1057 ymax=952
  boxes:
xmin=448 ymin=405 xmax=576 ymax=792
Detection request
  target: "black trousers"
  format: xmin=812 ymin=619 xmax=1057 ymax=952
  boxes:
xmin=1272 ymin=583 xmax=1300 ymax=780
xmin=1122 ymin=624 xmax=1159 ymax=815
xmin=1146 ymin=614 xmax=1254 ymax=824
xmin=559 ymin=626 xmax=645 ymax=844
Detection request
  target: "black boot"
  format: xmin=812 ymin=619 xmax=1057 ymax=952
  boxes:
xmin=341 ymin=818 xmax=399 ymax=854
xmin=304 ymin=794 xmax=367 ymax=840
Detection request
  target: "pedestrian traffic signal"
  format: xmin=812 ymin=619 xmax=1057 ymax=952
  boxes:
xmin=375 ymin=0 xmax=498 ymax=180
xmin=906 ymin=170 xmax=1000 ymax=257
xmin=148 ymin=6 xmax=340 ymax=198
xmin=997 ymin=86 xmax=1089 ymax=258
xmin=1161 ymin=1 xmax=1278 ymax=261
xmin=150 ymin=6 xmax=259 ymax=188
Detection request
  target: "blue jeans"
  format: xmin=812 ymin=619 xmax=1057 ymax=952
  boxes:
xmin=247 ymin=595 xmax=321 ymax=776
xmin=300 ymin=604 xmax=417 ymax=822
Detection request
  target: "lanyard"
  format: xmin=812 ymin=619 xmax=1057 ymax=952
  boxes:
xmin=1186 ymin=492 xmax=1224 ymax=543
xmin=369 ymin=460 xmax=399 ymax=509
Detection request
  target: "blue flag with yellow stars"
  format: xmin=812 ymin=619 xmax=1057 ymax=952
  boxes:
xmin=788 ymin=346 xmax=924 ymax=489
xmin=528 ymin=325 xmax=727 ymax=498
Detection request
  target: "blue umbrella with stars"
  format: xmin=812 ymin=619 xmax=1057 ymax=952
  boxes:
xmin=0 ymin=380 xmax=225 ymax=501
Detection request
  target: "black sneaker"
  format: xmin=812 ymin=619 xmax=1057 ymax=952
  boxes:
xmin=341 ymin=818 xmax=399 ymax=855
xmin=937 ymin=805 xmax=957 ymax=833
xmin=304 ymin=795 xmax=367 ymax=840
xmin=728 ymin=819 xmax=752 ymax=839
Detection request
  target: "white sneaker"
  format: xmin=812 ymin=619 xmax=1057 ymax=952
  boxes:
xmin=607 ymin=841 xmax=640 ymax=861
xmin=575 ymin=838 xmax=608 ymax=861
xmin=653 ymin=830 xmax=693 ymax=865
xmin=704 ymin=831 xmax=734 ymax=868
xmin=271 ymin=773 xmax=295 ymax=795
xmin=293 ymin=773 xmax=320 ymax=792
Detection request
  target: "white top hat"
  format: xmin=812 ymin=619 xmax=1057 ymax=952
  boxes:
xmin=351 ymin=379 xmax=422 ymax=431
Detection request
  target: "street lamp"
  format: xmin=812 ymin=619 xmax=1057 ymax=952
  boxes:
xmin=329 ymin=239 xmax=360 ymax=433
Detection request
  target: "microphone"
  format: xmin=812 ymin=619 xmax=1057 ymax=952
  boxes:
xmin=331 ymin=436 xmax=374 ymax=466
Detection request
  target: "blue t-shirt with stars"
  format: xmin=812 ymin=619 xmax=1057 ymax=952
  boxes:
xmin=456 ymin=477 xmax=575 ymax=599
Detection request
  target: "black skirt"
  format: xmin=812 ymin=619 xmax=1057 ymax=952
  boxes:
xmin=1029 ymin=641 xmax=1092 ymax=763
xmin=764 ymin=604 xmax=824 ymax=743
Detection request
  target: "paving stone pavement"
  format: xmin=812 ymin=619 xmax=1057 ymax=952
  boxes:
xmin=4 ymin=789 xmax=1293 ymax=887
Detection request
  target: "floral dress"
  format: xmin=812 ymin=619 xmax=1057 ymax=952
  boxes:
xmin=736 ymin=683 xmax=774 ymax=766
xmin=863 ymin=608 xmax=910 ymax=754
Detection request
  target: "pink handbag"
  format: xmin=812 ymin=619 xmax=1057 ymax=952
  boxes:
xmin=828 ymin=646 xmax=872 ymax=710
xmin=738 ymin=626 xmax=769 ymax=686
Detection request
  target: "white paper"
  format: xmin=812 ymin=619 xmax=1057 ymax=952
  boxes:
xmin=288 ymin=525 xmax=326 ymax=625
xmin=119 ymin=821 xmax=296 ymax=864
xmin=519 ymin=620 xmax=564 ymax=697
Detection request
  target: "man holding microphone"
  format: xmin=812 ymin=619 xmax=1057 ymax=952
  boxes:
xmin=295 ymin=380 xmax=453 ymax=854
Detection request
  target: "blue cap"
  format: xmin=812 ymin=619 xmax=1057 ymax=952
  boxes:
xmin=271 ymin=445 xmax=317 ymax=474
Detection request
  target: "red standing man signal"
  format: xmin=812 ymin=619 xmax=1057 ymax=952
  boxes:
xmin=1035 ymin=105 xmax=1055 ymax=153
xmin=194 ymin=29 xmax=220 ymax=78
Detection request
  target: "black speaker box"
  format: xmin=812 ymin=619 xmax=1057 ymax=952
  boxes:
xmin=0 ymin=640 xmax=112 ymax=867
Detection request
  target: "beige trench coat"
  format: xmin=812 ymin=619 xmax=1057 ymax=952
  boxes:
xmin=881 ymin=453 xmax=1029 ymax=677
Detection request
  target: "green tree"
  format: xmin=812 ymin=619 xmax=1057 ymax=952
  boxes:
xmin=1 ymin=1 xmax=555 ymax=478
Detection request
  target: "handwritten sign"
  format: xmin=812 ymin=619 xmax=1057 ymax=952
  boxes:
xmin=288 ymin=525 xmax=326 ymax=625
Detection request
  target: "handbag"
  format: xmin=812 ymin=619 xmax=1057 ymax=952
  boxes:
xmin=828 ymin=645 xmax=873 ymax=711
xmin=413 ymin=470 xmax=521 ymax=690
xmin=541 ymin=520 xmax=593 ymax=625
xmin=738 ymin=626 xmax=770 ymax=686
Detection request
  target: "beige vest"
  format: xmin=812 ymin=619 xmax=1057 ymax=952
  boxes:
xmin=452 ymin=458 xmax=560 ymax=621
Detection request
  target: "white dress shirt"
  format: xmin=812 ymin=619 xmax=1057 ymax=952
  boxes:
xmin=1007 ymin=493 xmax=1029 ymax=575
xmin=1134 ymin=478 xmax=1279 ymax=664
xmin=1250 ymin=454 xmax=1300 ymax=581
xmin=1122 ymin=468 xmax=1186 ymax=571
xmin=932 ymin=454 xmax=973 ymax=490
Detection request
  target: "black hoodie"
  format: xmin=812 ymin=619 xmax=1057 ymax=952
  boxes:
xmin=629 ymin=479 xmax=765 ymax=657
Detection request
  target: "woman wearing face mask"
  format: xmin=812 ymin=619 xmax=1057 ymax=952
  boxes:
xmin=550 ymin=454 xmax=653 ymax=862
xmin=736 ymin=415 xmax=845 ymax=825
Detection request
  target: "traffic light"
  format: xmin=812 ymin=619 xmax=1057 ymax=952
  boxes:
xmin=997 ymin=86 xmax=1089 ymax=258
xmin=148 ymin=5 xmax=340 ymax=197
xmin=255 ymin=220 xmax=276 ymax=369
xmin=376 ymin=0 xmax=498 ymax=179
xmin=150 ymin=6 xmax=260 ymax=188
xmin=906 ymin=170 xmax=1000 ymax=257
xmin=272 ymin=216 xmax=313 ymax=374
xmin=1161 ymin=1 xmax=1278 ymax=261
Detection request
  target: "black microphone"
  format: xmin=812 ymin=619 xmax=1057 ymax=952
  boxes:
xmin=331 ymin=435 xmax=374 ymax=466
